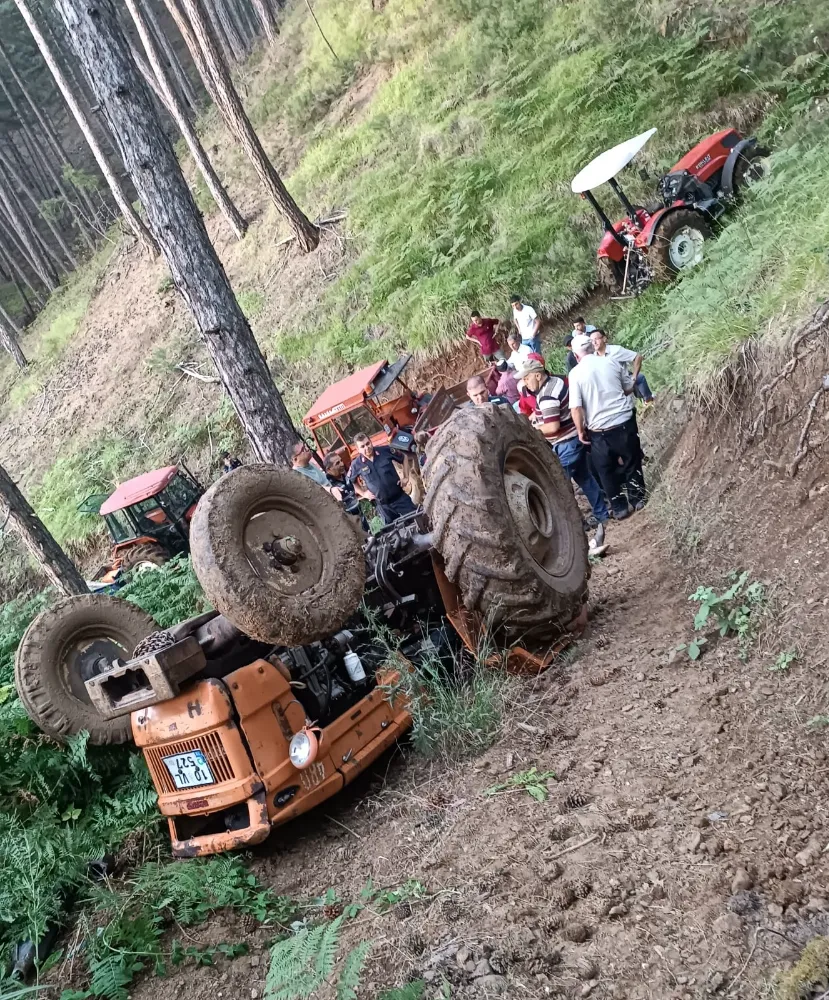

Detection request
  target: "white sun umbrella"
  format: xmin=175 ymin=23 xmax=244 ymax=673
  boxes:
xmin=571 ymin=128 xmax=657 ymax=193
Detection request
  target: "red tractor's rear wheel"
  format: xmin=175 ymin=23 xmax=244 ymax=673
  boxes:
xmin=647 ymin=208 xmax=711 ymax=282
xmin=120 ymin=543 xmax=169 ymax=573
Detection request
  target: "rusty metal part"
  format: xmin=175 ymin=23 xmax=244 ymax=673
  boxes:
xmin=86 ymin=636 xmax=208 ymax=719
xmin=430 ymin=551 xmax=586 ymax=675
xmin=263 ymin=534 xmax=304 ymax=567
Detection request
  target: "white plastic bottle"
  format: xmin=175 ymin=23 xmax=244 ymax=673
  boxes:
xmin=343 ymin=650 xmax=366 ymax=683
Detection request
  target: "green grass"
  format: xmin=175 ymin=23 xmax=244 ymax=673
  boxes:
xmin=0 ymin=562 xmax=217 ymax=988
xmin=612 ymin=121 xmax=829 ymax=397
xmin=253 ymin=0 xmax=829 ymax=367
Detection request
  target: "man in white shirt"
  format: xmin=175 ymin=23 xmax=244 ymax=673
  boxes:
xmin=510 ymin=295 xmax=541 ymax=354
xmin=590 ymin=328 xmax=654 ymax=404
xmin=568 ymin=335 xmax=646 ymax=519
xmin=506 ymin=331 xmax=533 ymax=371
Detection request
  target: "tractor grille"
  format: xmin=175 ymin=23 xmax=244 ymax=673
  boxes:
xmin=145 ymin=731 xmax=236 ymax=795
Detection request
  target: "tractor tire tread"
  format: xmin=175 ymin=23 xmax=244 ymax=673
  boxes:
xmin=423 ymin=405 xmax=588 ymax=643
xmin=14 ymin=594 xmax=157 ymax=744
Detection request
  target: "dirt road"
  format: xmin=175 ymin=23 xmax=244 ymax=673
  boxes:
xmin=132 ymin=512 xmax=829 ymax=1000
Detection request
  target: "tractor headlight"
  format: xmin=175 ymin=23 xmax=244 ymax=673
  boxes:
xmin=289 ymin=730 xmax=318 ymax=769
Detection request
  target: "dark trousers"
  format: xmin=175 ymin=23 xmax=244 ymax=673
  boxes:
xmin=587 ymin=415 xmax=646 ymax=516
xmin=378 ymin=492 xmax=416 ymax=524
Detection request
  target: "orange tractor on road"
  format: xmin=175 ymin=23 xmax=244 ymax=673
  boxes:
xmin=17 ymin=404 xmax=589 ymax=858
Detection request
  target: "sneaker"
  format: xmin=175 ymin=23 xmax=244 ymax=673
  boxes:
xmin=593 ymin=522 xmax=606 ymax=548
xmin=614 ymin=508 xmax=631 ymax=521
xmin=634 ymin=500 xmax=646 ymax=511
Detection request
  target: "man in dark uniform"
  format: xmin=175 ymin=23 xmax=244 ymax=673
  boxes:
xmin=324 ymin=451 xmax=369 ymax=531
xmin=347 ymin=433 xmax=416 ymax=524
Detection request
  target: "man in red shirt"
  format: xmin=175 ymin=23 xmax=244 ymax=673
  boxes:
xmin=465 ymin=310 xmax=504 ymax=362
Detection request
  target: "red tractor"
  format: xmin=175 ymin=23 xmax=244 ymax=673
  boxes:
xmin=81 ymin=464 xmax=204 ymax=579
xmin=571 ymin=127 xmax=768 ymax=296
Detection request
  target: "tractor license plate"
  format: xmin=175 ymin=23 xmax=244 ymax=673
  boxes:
xmin=162 ymin=750 xmax=215 ymax=789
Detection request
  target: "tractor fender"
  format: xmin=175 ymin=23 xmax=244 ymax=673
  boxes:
xmin=635 ymin=206 xmax=681 ymax=248
xmin=721 ymin=137 xmax=762 ymax=198
xmin=598 ymin=229 xmax=624 ymax=263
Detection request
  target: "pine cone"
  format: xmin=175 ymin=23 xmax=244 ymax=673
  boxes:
xmin=548 ymin=822 xmax=575 ymax=842
xmin=562 ymin=921 xmax=590 ymax=943
xmin=394 ymin=901 xmax=413 ymax=921
xmin=544 ymin=860 xmax=564 ymax=881
xmin=441 ymin=898 xmax=462 ymax=922
xmin=588 ymin=668 xmax=614 ymax=686
xmin=323 ymin=902 xmax=343 ymax=920
xmin=570 ymin=877 xmax=593 ymax=899
xmin=629 ymin=811 xmax=652 ymax=830
xmin=549 ymin=885 xmax=576 ymax=910
xmin=540 ymin=911 xmax=563 ymax=935
xmin=405 ymin=932 xmax=427 ymax=956
xmin=575 ymin=956 xmax=599 ymax=980
xmin=524 ymin=944 xmax=562 ymax=974
xmin=562 ymin=791 xmax=589 ymax=811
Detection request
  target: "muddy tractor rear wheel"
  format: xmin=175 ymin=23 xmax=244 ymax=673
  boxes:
xmin=597 ymin=255 xmax=624 ymax=295
xmin=120 ymin=543 xmax=169 ymax=573
xmin=647 ymin=208 xmax=711 ymax=282
xmin=423 ymin=404 xmax=589 ymax=643
xmin=189 ymin=464 xmax=365 ymax=645
xmin=15 ymin=594 xmax=157 ymax=744
xmin=732 ymin=145 xmax=770 ymax=197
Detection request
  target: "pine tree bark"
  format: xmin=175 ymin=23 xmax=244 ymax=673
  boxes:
xmin=250 ymin=0 xmax=276 ymax=43
xmin=11 ymin=0 xmax=159 ymax=258
xmin=0 ymin=182 xmax=58 ymax=289
xmin=0 ymin=301 xmax=27 ymax=368
xmin=2 ymin=169 xmax=70 ymax=277
xmin=0 ymin=234 xmax=45 ymax=308
xmin=54 ymin=0 xmax=299 ymax=465
xmin=222 ymin=0 xmax=251 ymax=58
xmin=125 ymin=0 xmax=247 ymax=240
xmin=165 ymin=0 xmax=320 ymax=251
xmin=0 ymin=467 xmax=88 ymax=595
xmin=0 ymin=35 xmax=104 ymax=228
xmin=201 ymin=0 xmax=236 ymax=65
xmin=139 ymin=0 xmax=199 ymax=115
xmin=0 ymin=256 xmax=37 ymax=323
xmin=0 ymin=144 xmax=79 ymax=268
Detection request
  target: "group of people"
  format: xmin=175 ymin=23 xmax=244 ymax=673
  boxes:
xmin=465 ymin=304 xmax=651 ymax=550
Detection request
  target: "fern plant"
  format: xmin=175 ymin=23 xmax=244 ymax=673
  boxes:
xmin=265 ymin=917 xmax=372 ymax=1000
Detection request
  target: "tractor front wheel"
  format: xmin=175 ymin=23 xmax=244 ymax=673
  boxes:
xmin=120 ymin=543 xmax=169 ymax=573
xmin=189 ymin=464 xmax=365 ymax=646
xmin=732 ymin=145 xmax=770 ymax=197
xmin=15 ymin=594 xmax=157 ymax=744
xmin=647 ymin=209 xmax=711 ymax=282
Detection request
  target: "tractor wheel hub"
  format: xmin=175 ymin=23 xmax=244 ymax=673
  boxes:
xmin=668 ymin=226 xmax=705 ymax=270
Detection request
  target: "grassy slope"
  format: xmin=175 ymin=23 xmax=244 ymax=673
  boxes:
xmin=0 ymin=0 xmax=828 ymax=550
xmin=253 ymin=0 xmax=829 ymax=367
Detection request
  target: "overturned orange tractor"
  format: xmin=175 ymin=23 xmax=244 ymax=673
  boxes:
xmin=16 ymin=405 xmax=589 ymax=857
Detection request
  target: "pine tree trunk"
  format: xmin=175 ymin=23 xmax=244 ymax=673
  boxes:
xmin=201 ymin=0 xmax=236 ymax=65
xmin=2 ymin=170 xmax=70 ymax=277
xmin=0 ymin=255 xmax=37 ymax=323
xmin=222 ymin=0 xmax=251 ymax=57
xmin=125 ymin=0 xmax=247 ymax=240
xmin=0 ymin=183 xmax=58 ymax=289
xmin=54 ymin=0 xmax=299 ymax=465
xmin=0 ymin=35 xmax=104 ymax=227
xmin=0 ymin=145 xmax=79 ymax=268
xmin=0 ymin=467 xmax=88 ymax=595
xmin=166 ymin=0 xmax=320 ymax=251
xmin=235 ymin=0 xmax=259 ymax=47
xmin=0 ymin=302 xmax=27 ymax=368
xmin=140 ymin=0 xmax=200 ymax=115
xmin=250 ymin=0 xmax=276 ymax=43
xmin=0 ymin=234 xmax=45 ymax=308
xmin=12 ymin=0 xmax=159 ymax=258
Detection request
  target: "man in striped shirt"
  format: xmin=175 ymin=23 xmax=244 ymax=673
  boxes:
xmin=520 ymin=359 xmax=608 ymax=548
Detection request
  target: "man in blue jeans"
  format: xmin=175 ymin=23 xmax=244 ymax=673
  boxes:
xmin=518 ymin=360 xmax=608 ymax=552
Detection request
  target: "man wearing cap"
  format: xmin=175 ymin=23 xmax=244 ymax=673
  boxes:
xmin=568 ymin=335 xmax=646 ymax=519
xmin=493 ymin=360 xmax=520 ymax=405
xmin=520 ymin=358 xmax=608 ymax=551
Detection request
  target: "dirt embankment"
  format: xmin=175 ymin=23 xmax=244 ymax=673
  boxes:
xmin=129 ymin=315 xmax=829 ymax=1000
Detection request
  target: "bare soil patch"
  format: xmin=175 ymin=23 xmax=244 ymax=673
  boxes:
xmin=129 ymin=494 xmax=829 ymax=1000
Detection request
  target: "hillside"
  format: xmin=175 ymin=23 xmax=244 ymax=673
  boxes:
xmin=0 ymin=0 xmax=827 ymax=570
